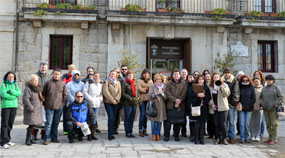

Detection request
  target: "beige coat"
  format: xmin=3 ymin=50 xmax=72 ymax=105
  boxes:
xmin=103 ymin=79 xmax=121 ymax=104
xmin=137 ymin=79 xmax=153 ymax=102
xmin=147 ymin=84 xmax=167 ymax=122
xmin=209 ymin=83 xmax=231 ymax=112
xmin=253 ymin=85 xmax=263 ymax=111
xmin=165 ymin=80 xmax=188 ymax=110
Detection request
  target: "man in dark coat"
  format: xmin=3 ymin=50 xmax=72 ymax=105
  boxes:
xmin=65 ymin=91 xmax=95 ymax=143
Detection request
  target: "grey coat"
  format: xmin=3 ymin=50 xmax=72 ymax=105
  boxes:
xmin=23 ymin=82 xmax=43 ymax=125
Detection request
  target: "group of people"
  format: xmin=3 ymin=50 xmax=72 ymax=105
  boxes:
xmin=0 ymin=62 xmax=283 ymax=149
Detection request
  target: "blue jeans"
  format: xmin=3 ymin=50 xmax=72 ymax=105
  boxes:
xmin=104 ymin=103 xmax=119 ymax=137
xmin=238 ymin=111 xmax=252 ymax=141
xmin=139 ymin=101 xmax=148 ymax=131
xmin=227 ymin=107 xmax=236 ymax=139
xmin=45 ymin=108 xmax=63 ymax=141
xmin=93 ymin=108 xmax=100 ymax=124
xmin=151 ymin=121 xmax=162 ymax=135
xmin=124 ymin=105 xmax=137 ymax=135
xmin=260 ymin=113 xmax=265 ymax=136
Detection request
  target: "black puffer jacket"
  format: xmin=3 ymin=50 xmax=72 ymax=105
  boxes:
xmin=239 ymin=85 xmax=256 ymax=112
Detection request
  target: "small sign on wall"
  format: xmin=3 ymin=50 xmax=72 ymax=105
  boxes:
xmin=231 ymin=41 xmax=248 ymax=57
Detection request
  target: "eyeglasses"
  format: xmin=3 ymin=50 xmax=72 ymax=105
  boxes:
xmin=122 ymin=69 xmax=128 ymax=71
xmin=76 ymin=96 xmax=83 ymax=98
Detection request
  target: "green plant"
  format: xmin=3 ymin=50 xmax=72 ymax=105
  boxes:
xmin=35 ymin=2 xmax=48 ymax=16
xmin=279 ymin=11 xmax=285 ymax=17
xmin=74 ymin=4 xmax=83 ymax=10
xmin=56 ymin=3 xmax=72 ymax=9
xmin=117 ymin=50 xmax=144 ymax=76
xmin=125 ymin=4 xmax=142 ymax=12
xmin=214 ymin=52 xmax=237 ymax=75
xmin=211 ymin=8 xmax=227 ymax=20
xmin=34 ymin=9 xmax=47 ymax=16
xmin=37 ymin=2 xmax=48 ymax=9
xmin=87 ymin=5 xmax=96 ymax=10
xmin=249 ymin=10 xmax=262 ymax=16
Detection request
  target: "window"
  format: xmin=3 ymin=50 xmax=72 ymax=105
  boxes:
xmin=257 ymin=41 xmax=277 ymax=72
xmin=49 ymin=0 xmax=77 ymax=6
xmin=157 ymin=0 xmax=180 ymax=9
xmin=254 ymin=0 xmax=276 ymax=13
xmin=49 ymin=35 xmax=73 ymax=70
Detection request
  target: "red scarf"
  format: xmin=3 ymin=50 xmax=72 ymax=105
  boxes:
xmin=126 ymin=78 xmax=136 ymax=97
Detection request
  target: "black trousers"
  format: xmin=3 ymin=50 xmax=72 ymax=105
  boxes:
xmin=214 ymin=110 xmax=228 ymax=140
xmin=66 ymin=121 xmax=91 ymax=139
xmin=207 ymin=113 xmax=215 ymax=137
xmin=114 ymin=104 xmax=123 ymax=131
xmin=1 ymin=108 xmax=17 ymax=146
xmin=164 ymin=120 xmax=183 ymax=138
xmin=181 ymin=117 xmax=187 ymax=135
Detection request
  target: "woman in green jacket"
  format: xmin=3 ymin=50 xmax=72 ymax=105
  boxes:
xmin=0 ymin=71 xmax=21 ymax=149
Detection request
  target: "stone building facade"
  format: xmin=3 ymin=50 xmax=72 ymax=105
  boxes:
xmin=0 ymin=0 xmax=285 ymax=108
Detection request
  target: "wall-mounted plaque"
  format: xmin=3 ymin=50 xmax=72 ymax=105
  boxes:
xmin=231 ymin=41 xmax=248 ymax=57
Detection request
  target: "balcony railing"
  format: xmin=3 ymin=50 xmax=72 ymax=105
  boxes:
xmin=106 ymin=0 xmax=285 ymax=16
xmin=22 ymin=0 xmax=99 ymax=14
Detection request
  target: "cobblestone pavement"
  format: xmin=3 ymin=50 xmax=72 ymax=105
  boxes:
xmin=0 ymin=116 xmax=284 ymax=158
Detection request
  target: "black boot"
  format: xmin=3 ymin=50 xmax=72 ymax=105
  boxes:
xmin=25 ymin=127 xmax=33 ymax=146
xmin=194 ymin=127 xmax=199 ymax=144
xmin=91 ymin=125 xmax=97 ymax=140
xmin=200 ymin=127 xmax=205 ymax=145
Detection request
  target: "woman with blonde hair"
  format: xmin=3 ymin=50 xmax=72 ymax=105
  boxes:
xmin=148 ymin=73 xmax=167 ymax=141
xmin=23 ymin=74 xmax=43 ymax=146
xmin=103 ymin=70 xmax=121 ymax=141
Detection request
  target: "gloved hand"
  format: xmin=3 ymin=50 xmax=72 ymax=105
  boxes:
xmin=7 ymin=90 xmax=11 ymax=94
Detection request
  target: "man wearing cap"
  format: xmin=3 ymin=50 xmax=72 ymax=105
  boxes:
xmin=221 ymin=67 xmax=240 ymax=144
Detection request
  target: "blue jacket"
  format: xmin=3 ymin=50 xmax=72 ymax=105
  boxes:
xmin=65 ymin=101 xmax=95 ymax=127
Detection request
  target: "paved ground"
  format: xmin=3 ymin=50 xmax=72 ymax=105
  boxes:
xmin=0 ymin=116 xmax=284 ymax=158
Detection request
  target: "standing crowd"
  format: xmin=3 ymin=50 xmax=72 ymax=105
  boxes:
xmin=0 ymin=62 xmax=284 ymax=149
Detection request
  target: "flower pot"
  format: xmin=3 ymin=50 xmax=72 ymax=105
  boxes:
xmin=205 ymin=10 xmax=211 ymax=14
xmin=48 ymin=5 xmax=56 ymax=9
xmin=143 ymin=8 xmax=147 ymax=12
xmin=120 ymin=8 xmax=126 ymax=11
xmin=157 ymin=8 xmax=168 ymax=12
xmin=262 ymin=13 xmax=270 ymax=16
xmin=226 ymin=11 xmax=231 ymax=15
xmin=270 ymin=13 xmax=279 ymax=17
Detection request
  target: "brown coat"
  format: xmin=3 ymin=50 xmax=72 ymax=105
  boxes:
xmin=165 ymin=79 xmax=188 ymax=110
xmin=23 ymin=82 xmax=43 ymax=125
xmin=147 ymin=84 xmax=167 ymax=122
xmin=137 ymin=79 xmax=153 ymax=102
xmin=43 ymin=79 xmax=68 ymax=110
xmin=103 ymin=79 xmax=121 ymax=104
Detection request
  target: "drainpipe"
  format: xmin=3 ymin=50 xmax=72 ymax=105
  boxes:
xmin=14 ymin=0 xmax=19 ymax=73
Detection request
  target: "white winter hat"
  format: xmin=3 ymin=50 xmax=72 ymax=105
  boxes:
xmin=71 ymin=70 xmax=81 ymax=77
xmin=236 ymin=71 xmax=245 ymax=78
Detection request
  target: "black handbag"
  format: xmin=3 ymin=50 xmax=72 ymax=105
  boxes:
xmin=167 ymin=108 xmax=186 ymax=124
xmin=146 ymin=100 xmax=157 ymax=117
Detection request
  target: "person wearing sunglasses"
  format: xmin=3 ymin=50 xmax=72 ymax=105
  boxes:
xmin=65 ymin=91 xmax=95 ymax=143
xmin=238 ymin=75 xmax=256 ymax=144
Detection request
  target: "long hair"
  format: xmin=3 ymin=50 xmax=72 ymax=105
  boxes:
xmin=3 ymin=71 xmax=16 ymax=83
xmin=253 ymin=70 xmax=265 ymax=84
xmin=238 ymin=75 xmax=253 ymax=87
xmin=209 ymin=72 xmax=224 ymax=87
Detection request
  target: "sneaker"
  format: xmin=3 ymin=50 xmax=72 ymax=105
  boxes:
xmin=1 ymin=144 xmax=10 ymax=149
xmin=250 ymin=137 xmax=256 ymax=141
xmin=7 ymin=142 xmax=15 ymax=146
xmin=255 ymin=137 xmax=260 ymax=142
xmin=223 ymin=139 xmax=228 ymax=145
xmin=215 ymin=139 xmax=220 ymax=145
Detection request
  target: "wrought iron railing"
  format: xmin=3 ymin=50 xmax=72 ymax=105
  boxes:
xmin=22 ymin=0 xmax=99 ymax=14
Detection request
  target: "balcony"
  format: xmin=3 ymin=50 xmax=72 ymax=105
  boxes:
xmin=106 ymin=0 xmax=236 ymax=26
xmin=105 ymin=0 xmax=285 ymax=27
xmin=22 ymin=0 xmax=98 ymax=24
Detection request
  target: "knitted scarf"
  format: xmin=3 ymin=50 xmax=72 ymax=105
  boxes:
xmin=126 ymin=78 xmax=136 ymax=97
